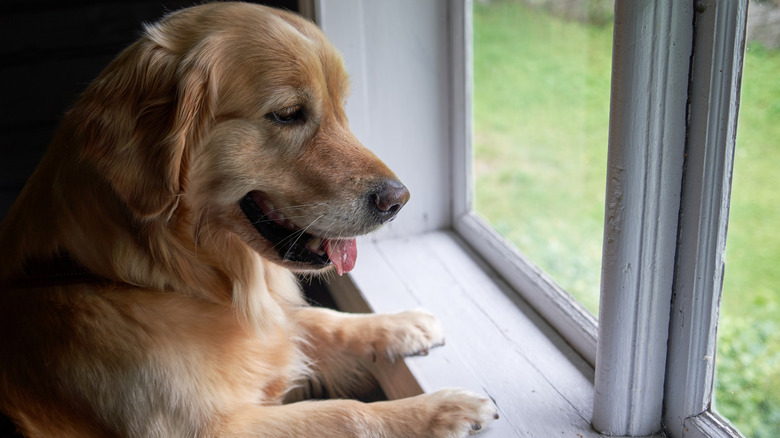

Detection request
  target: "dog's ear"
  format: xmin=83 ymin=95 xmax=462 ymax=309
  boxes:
xmin=75 ymin=33 xmax=217 ymax=218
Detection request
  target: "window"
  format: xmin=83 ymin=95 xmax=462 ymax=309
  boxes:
xmin=315 ymin=1 xmax=751 ymax=436
xmin=462 ymin=1 xmax=751 ymax=435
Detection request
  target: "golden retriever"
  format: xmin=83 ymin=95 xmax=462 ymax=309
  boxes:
xmin=0 ymin=3 xmax=497 ymax=437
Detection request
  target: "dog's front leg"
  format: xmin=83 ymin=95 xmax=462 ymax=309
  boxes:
xmin=289 ymin=306 xmax=445 ymax=400
xmin=295 ymin=306 xmax=445 ymax=362
xmin=223 ymin=389 xmax=497 ymax=437
xmin=278 ymin=307 xmax=498 ymax=436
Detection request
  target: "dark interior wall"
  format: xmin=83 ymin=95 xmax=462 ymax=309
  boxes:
xmin=0 ymin=0 xmax=299 ymax=221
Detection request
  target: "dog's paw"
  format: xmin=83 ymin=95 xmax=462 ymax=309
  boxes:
xmin=423 ymin=389 xmax=499 ymax=437
xmin=372 ymin=309 xmax=445 ymax=359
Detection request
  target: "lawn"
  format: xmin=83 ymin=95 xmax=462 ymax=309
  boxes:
xmin=716 ymin=41 xmax=780 ymax=436
xmin=472 ymin=2 xmax=780 ymax=436
xmin=473 ymin=0 xmax=611 ymax=313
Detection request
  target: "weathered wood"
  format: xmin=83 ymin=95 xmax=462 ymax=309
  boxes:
xmin=332 ymin=231 xmax=612 ymax=437
xmin=664 ymin=1 xmax=748 ymax=437
xmin=592 ymin=1 xmax=693 ymax=435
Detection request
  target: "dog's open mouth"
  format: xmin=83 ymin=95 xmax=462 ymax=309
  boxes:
xmin=239 ymin=191 xmax=357 ymax=275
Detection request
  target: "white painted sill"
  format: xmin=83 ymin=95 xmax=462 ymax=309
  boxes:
xmin=326 ymin=230 xmax=664 ymax=437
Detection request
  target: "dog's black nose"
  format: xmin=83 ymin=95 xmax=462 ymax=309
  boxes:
xmin=371 ymin=179 xmax=410 ymax=224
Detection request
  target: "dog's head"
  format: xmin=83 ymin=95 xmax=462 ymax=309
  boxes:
xmin=74 ymin=3 xmax=408 ymax=275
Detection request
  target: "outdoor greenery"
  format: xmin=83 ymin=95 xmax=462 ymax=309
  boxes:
xmin=472 ymin=1 xmax=780 ymax=436
xmin=716 ymin=41 xmax=780 ymax=437
xmin=473 ymin=0 xmax=611 ymax=314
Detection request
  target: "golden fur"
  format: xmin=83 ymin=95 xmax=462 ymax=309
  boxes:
xmin=0 ymin=3 xmax=497 ymax=437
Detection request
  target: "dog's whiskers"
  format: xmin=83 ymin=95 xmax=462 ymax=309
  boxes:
xmin=264 ymin=201 xmax=329 ymax=215
xmin=250 ymin=213 xmax=312 ymax=226
xmin=273 ymin=214 xmax=327 ymax=256
xmin=251 ymin=202 xmax=330 ymax=229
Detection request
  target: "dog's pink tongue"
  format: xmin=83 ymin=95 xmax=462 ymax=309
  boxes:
xmin=325 ymin=238 xmax=357 ymax=276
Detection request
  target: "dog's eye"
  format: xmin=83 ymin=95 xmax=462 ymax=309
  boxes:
xmin=268 ymin=106 xmax=306 ymax=125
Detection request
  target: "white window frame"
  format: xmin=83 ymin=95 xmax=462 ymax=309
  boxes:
xmin=663 ymin=1 xmax=748 ymax=436
xmin=311 ymin=0 xmax=749 ymax=436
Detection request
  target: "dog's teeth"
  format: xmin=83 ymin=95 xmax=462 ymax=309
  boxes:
xmin=307 ymin=237 xmax=323 ymax=253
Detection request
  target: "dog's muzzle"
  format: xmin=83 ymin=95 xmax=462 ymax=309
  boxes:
xmin=239 ymin=181 xmax=409 ymax=274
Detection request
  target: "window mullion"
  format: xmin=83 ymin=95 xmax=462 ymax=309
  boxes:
xmin=663 ymin=1 xmax=748 ymax=437
xmin=592 ymin=2 xmax=693 ymax=435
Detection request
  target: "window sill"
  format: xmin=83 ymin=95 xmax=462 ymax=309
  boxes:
xmin=327 ymin=230 xmax=664 ymax=437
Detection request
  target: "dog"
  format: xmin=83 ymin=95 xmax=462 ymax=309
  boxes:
xmin=0 ymin=3 xmax=497 ymax=437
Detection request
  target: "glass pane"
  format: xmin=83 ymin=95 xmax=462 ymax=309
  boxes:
xmin=472 ymin=0 xmax=613 ymax=315
xmin=715 ymin=34 xmax=780 ymax=437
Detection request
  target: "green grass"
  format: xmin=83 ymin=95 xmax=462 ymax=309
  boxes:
xmin=472 ymin=2 xmax=780 ymax=436
xmin=716 ymin=42 xmax=780 ymax=437
xmin=473 ymin=1 xmax=612 ymax=314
